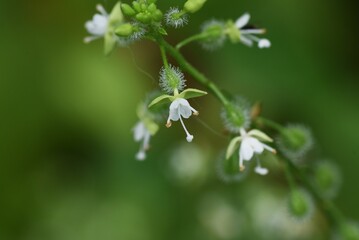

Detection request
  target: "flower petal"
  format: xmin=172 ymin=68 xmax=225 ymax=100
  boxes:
xmin=179 ymin=104 xmax=192 ymax=119
xmin=235 ymin=13 xmax=250 ymax=29
xmin=133 ymin=122 xmax=146 ymax=142
xmin=240 ymin=139 xmax=254 ymax=160
xmin=247 ymin=137 xmax=264 ymax=154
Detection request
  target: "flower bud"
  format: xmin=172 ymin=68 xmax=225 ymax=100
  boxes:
xmin=184 ymin=0 xmax=207 ymax=13
xmin=277 ymin=124 xmax=314 ymax=161
xmin=165 ymin=8 xmax=188 ymax=28
xmin=199 ymin=20 xmax=226 ymax=50
xmin=121 ymin=3 xmax=136 ymax=16
xmin=313 ymin=161 xmax=341 ymax=199
xmin=288 ymin=189 xmax=314 ymax=220
xmin=221 ymin=97 xmax=251 ymax=134
xmin=115 ymin=23 xmax=134 ymax=37
xmin=159 ymin=65 xmax=186 ymax=94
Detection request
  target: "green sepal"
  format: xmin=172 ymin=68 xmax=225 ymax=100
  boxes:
xmin=109 ymin=2 xmax=124 ymax=26
xmin=248 ymin=129 xmax=273 ymax=142
xmin=177 ymin=88 xmax=207 ymax=100
xmin=121 ymin=3 xmax=136 ymax=16
xmin=104 ymin=32 xmax=117 ymax=56
xmin=226 ymin=136 xmax=242 ymax=159
xmin=226 ymin=20 xmax=241 ymax=43
xmin=148 ymin=94 xmax=175 ymax=108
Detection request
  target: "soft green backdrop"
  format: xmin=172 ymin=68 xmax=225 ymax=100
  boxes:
xmin=0 ymin=0 xmax=358 ymax=239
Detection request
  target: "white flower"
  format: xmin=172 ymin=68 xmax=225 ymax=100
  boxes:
xmin=133 ymin=121 xmax=151 ymax=161
xmin=235 ymin=13 xmax=271 ymax=48
xmin=84 ymin=4 xmax=109 ymax=43
xmin=166 ymin=98 xmax=198 ymax=142
xmin=238 ymin=128 xmax=276 ymax=175
xmin=226 ymin=128 xmax=276 ymax=175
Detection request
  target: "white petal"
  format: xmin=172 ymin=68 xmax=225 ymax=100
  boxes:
xmin=169 ymin=100 xmax=181 ymax=121
xmin=255 ymin=166 xmax=268 ymax=175
xmin=133 ymin=122 xmax=146 ymax=142
xmin=247 ymin=137 xmax=264 ymax=154
xmin=179 ymin=104 xmax=192 ymax=119
xmin=258 ymin=39 xmax=271 ymax=48
xmin=235 ymin=13 xmax=250 ymax=29
xmin=240 ymin=139 xmax=254 ymax=161
xmin=240 ymin=35 xmax=253 ymax=47
xmin=169 ymin=108 xmax=180 ymax=121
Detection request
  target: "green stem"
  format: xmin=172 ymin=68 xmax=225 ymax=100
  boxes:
xmin=159 ymin=45 xmax=169 ymax=68
xmin=176 ymin=32 xmax=210 ymax=50
xmin=156 ymin=36 xmax=230 ymax=107
xmin=283 ymin=160 xmax=296 ymax=190
xmin=256 ymin=116 xmax=285 ymax=133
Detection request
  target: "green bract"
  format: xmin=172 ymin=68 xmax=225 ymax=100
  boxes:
xmin=148 ymin=88 xmax=207 ymax=109
xmin=105 ymin=2 xmax=124 ymax=55
xmin=225 ymin=20 xmax=241 ymax=43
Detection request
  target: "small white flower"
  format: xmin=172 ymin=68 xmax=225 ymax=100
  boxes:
xmin=166 ymin=98 xmax=198 ymax=142
xmin=84 ymin=4 xmax=109 ymax=43
xmin=133 ymin=121 xmax=151 ymax=161
xmin=235 ymin=13 xmax=271 ymax=48
xmin=238 ymin=128 xmax=276 ymax=174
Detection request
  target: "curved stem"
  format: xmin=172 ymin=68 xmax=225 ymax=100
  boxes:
xmin=176 ymin=32 xmax=209 ymax=50
xmin=159 ymin=45 xmax=169 ymax=68
xmin=256 ymin=116 xmax=285 ymax=133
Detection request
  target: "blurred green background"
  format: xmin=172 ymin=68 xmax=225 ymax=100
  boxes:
xmin=0 ymin=0 xmax=358 ymax=239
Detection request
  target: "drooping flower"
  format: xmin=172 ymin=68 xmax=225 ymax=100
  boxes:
xmin=235 ymin=13 xmax=271 ymax=48
xmin=133 ymin=121 xmax=152 ymax=160
xmin=149 ymin=88 xmax=207 ymax=143
xmin=226 ymin=128 xmax=276 ymax=175
xmin=149 ymin=66 xmax=207 ymax=143
xmin=166 ymin=98 xmax=199 ymax=142
xmin=132 ymin=100 xmax=160 ymax=161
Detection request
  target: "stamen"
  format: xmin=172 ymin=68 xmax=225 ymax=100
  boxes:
xmin=263 ymin=143 xmax=276 ymax=154
xmin=178 ymin=111 xmax=194 ymax=142
xmin=136 ymin=150 xmax=146 ymax=161
xmin=166 ymin=117 xmax=172 ymax=128
xmin=83 ymin=36 xmax=99 ymax=43
xmin=190 ymin=107 xmax=199 ymax=116
xmin=143 ymin=132 xmax=151 ymax=150
xmin=239 ymin=155 xmax=245 ymax=171
xmin=241 ymin=29 xmax=266 ymax=34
